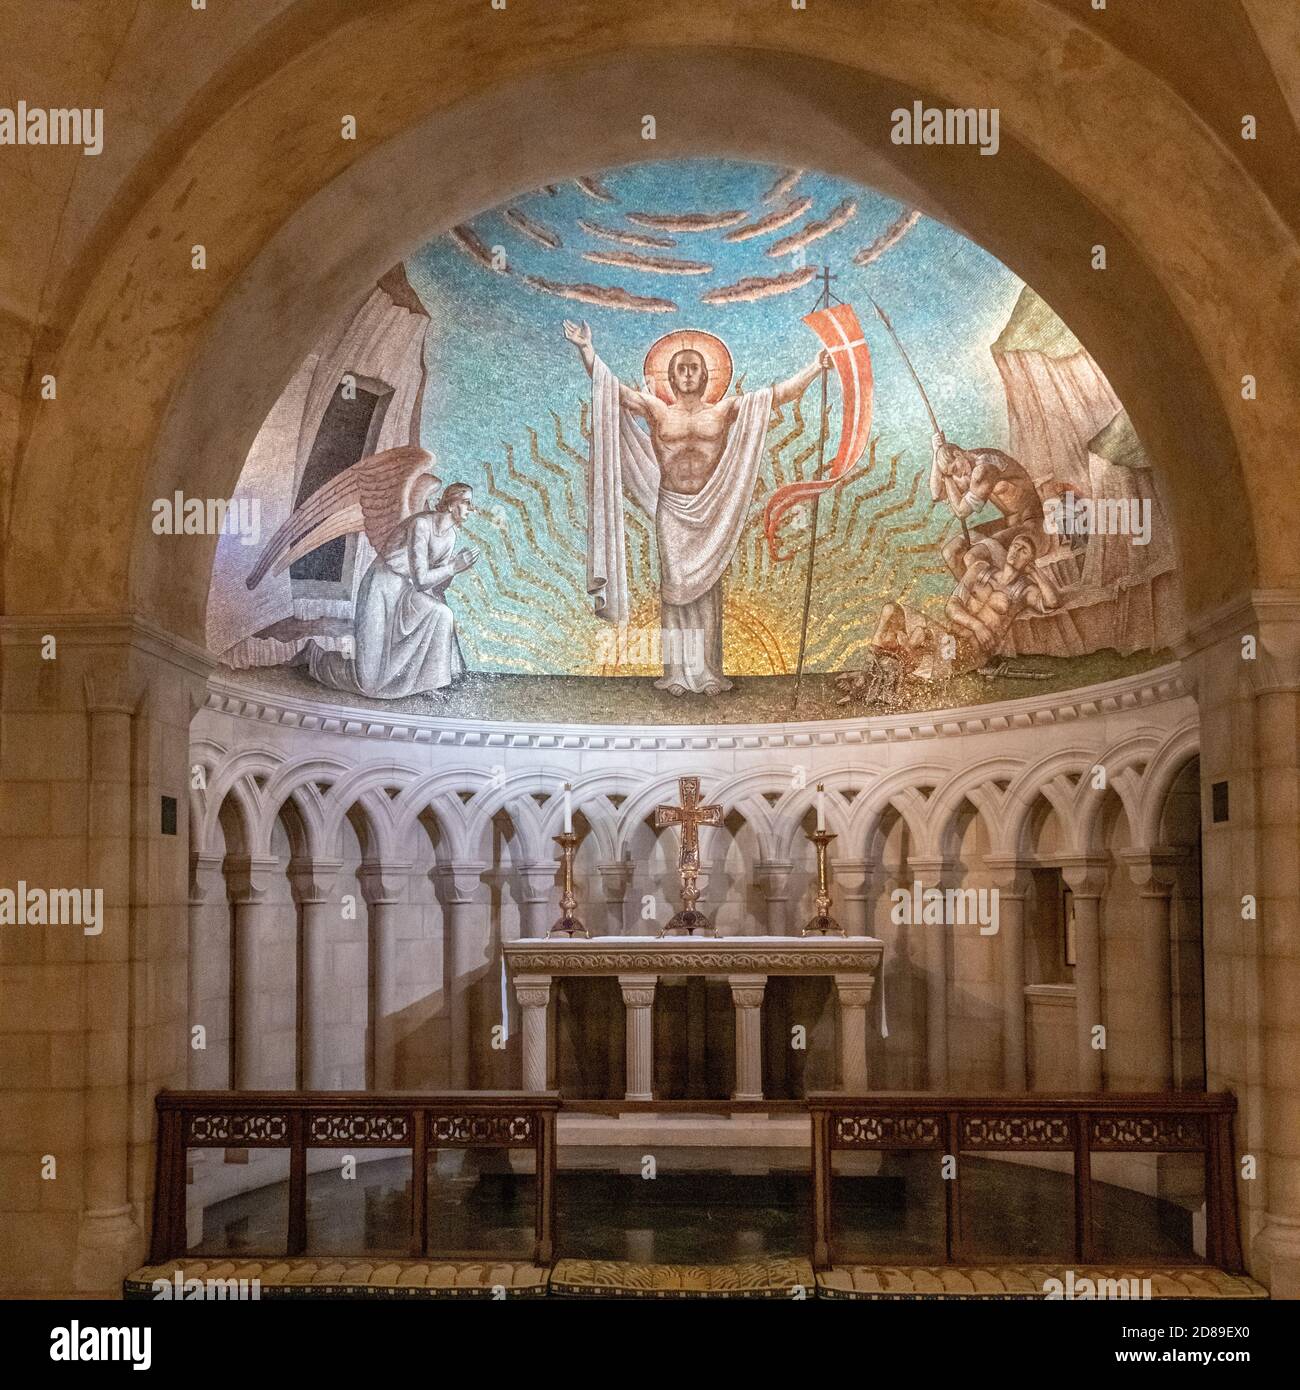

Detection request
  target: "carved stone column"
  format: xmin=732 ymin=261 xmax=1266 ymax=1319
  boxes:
xmin=516 ymin=862 xmax=556 ymax=939
xmin=1061 ymin=857 xmax=1109 ymax=1091
xmin=188 ymin=852 xmax=225 ymax=1088
xmin=909 ymin=857 xmax=950 ymax=1089
xmin=74 ymin=681 xmax=143 ymax=1287
xmin=618 ymin=974 xmax=657 ymax=1101
xmin=1120 ymin=848 xmax=1182 ymax=1091
xmin=435 ymin=863 xmax=489 ymax=1089
xmin=755 ymin=860 xmax=794 ymax=936
xmin=834 ymin=975 xmax=875 ymax=1093
xmin=287 ymin=857 xmax=342 ymax=1090
xmin=359 ymin=861 xmax=412 ymax=1089
xmin=598 ymin=862 xmax=635 ymax=936
xmin=987 ymin=858 xmax=1033 ymax=1092
xmin=833 ymin=859 xmax=873 ymax=937
xmin=727 ymin=975 xmax=767 ymax=1100
xmin=513 ymin=975 xmax=552 ymax=1092
xmin=224 ymin=854 xmax=283 ymax=1089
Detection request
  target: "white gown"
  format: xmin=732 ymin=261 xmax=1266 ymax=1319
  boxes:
xmin=308 ymin=511 xmax=466 ymax=698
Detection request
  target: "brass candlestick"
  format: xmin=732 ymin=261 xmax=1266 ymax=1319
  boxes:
xmin=802 ymin=829 xmax=845 ymax=937
xmin=548 ymin=832 xmax=587 ymax=938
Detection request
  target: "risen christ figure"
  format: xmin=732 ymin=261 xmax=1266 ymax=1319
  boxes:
xmin=565 ymin=319 xmax=826 ymax=695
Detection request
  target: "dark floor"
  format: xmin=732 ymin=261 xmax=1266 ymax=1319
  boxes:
xmin=192 ymin=1147 xmax=1203 ymax=1266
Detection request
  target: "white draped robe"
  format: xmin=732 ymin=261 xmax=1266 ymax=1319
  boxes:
xmin=587 ymin=354 xmax=773 ymax=693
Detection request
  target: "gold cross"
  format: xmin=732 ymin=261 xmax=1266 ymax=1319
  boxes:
xmin=654 ymin=776 xmax=723 ymax=871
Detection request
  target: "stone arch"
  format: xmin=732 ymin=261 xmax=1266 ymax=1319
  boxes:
xmin=1133 ymin=721 xmax=1202 ymax=851
xmin=10 ymin=5 xmax=1297 ymax=648
xmin=850 ymin=763 xmax=954 ymax=861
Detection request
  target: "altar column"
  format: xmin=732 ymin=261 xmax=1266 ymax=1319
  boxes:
xmin=834 ymin=976 xmax=874 ymax=1093
xmin=727 ymin=975 xmax=767 ymax=1100
xmin=909 ymin=857 xmax=950 ymax=1090
xmin=360 ymin=861 xmax=411 ymax=1089
xmin=225 ymin=854 xmax=283 ymax=1089
xmin=289 ymin=857 xmax=343 ymax=1090
xmin=1061 ymin=858 xmax=1109 ymax=1091
xmin=513 ymin=975 xmax=552 ymax=1092
xmin=618 ymin=974 xmax=657 ymax=1101
xmin=516 ymin=863 xmax=556 ymax=939
xmin=598 ymin=862 xmax=635 ymax=935
xmin=435 ymin=863 xmax=489 ymax=1089
xmin=987 ymin=858 xmax=1032 ymax=1092
xmin=756 ymin=861 xmax=794 ymax=936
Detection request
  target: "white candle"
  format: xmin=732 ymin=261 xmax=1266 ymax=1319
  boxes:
xmin=816 ymin=783 xmax=825 ymax=832
xmin=563 ymin=784 xmax=573 ymax=833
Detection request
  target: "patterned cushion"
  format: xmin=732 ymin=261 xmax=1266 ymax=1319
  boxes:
xmin=816 ymin=1264 xmax=1269 ymax=1300
xmin=125 ymin=1258 xmax=549 ymax=1299
xmin=550 ymin=1257 xmax=814 ymax=1299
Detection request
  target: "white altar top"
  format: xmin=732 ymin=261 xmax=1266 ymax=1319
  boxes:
xmin=503 ymin=935 xmax=883 ymax=977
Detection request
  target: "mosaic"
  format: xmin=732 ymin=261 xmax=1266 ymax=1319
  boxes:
xmin=209 ymin=159 xmax=1180 ymax=722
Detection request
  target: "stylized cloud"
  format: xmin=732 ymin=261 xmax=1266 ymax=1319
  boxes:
xmin=724 ymin=197 xmax=813 ymax=243
xmin=625 ymin=209 xmax=748 ymax=232
xmin=581 ymin=249 xmax=712 ymax=276
xmin=575 ymin=175 xmax=617 ymax=202
xmin=852 ymin=208 xmax=922 ymax=267
xmin=767 ymin=198 xmax=858 ymax=258
xmin=449 ymin=224 xmax=508 ymax=273
xmin=521 ymin=273 xmax=678 ymax=312
xmin=700 ymin=265 xmax=818 ymax=305
xmin=579 ymin=218 xmax=678 ymax=249
xmin=505 ymin=207 xmax=562 ymax=249
xmin=762 ymin=168 xmax=803 ymax=203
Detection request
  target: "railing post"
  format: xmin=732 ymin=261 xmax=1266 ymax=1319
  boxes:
xmin=411 ymin=1105 xmax=428 ymax=1257
xmin=945 ymin=1109 xmax=960 ymax=1263
xmin=287 ymin=1110 xmax=307 ymax=1255
xmin=811 ymin=1107 xmax=830 ymax=1271
xmin=1074 ymin=1109 xmax=1094 ymax=1263
xmin=536 ymin=1106 xmax=556 ymax=1266
xmin=149 ymin=1101 xmax=186 ymax=1263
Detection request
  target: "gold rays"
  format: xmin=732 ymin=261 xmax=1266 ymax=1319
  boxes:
xmin=454 ymin=396 xmax=950 ymax=676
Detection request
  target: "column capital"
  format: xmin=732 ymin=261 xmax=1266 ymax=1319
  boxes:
xmin=906 ymin=857 xmax=952 ymax=883
xmin=223 ymin=854 xmax=280 ymax=904
xmin=1057 ymin=855 xmax=1110 ymax=896
xmin=512 ymin=973 xmax=553 ymax=1009
xmin=516 ymin=862 xmax=557 ymax=903
xmin=82 ymin=671 xmax=144 ymax=717
xmin=288 ymin=857 xmax=344 ymax=904
xmin=1119 ymin=846 xmax=1186 ymax=894
xmin=755 ymin=860 xmax=794 ymax=898
xmin=984 ymin=856 xmax=1036 ymax=896
xmin=618 ymin=973 xmax=658 ymax=1008
xmin=434 ymin=862 xmax=489 ymax=904
xmin=829 ymin=858 xmax=874 ymax=895
xmin=833 ymin=974 xmax=876 ymax=1009
xmin=358 ymin=860 xmax=413 ymax=905
xmin=597 ymin=862 xmax=635 ymax=899
xmin=726 ymin=973 xmax=768 ymax=1009
xmin=189 ymin=852 xmax=225 ymax=904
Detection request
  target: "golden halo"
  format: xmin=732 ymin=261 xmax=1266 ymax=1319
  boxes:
xmin=643 ymin=330 xmax=733 ymax=404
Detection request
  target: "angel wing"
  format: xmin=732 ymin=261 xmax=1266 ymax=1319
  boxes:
xmin=245 ymin=446 xmax=438 ymax=590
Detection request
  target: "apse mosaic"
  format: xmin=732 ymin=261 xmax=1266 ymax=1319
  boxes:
xmin=208 ymin=159 xmax=1181 ymax=723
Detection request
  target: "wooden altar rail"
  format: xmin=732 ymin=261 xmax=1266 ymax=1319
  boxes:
xmin=150 ymin=1091 xmax=559 ymax=1266
xmin=808 ymin=1092 xmax=1244 ymax=1273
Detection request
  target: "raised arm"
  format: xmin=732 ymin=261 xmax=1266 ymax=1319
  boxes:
xmin=773 ymin=348 xmax=830 ymax=407
xmin=563 ymin=318 xmax=655 ymax=419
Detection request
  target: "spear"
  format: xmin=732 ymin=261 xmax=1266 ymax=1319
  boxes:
xmin=869 ymin=296 xmax=970 ymax=545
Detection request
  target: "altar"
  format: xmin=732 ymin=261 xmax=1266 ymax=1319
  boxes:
xmin=504 ymin=936 xmax=884 ymax=1102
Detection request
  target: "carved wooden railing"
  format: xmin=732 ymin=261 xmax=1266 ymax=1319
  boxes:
xmin=808 ymin=1092 xmax=1243 ymax=1272
xmin=150 ymin=1091 xmax=559 ymax=1266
